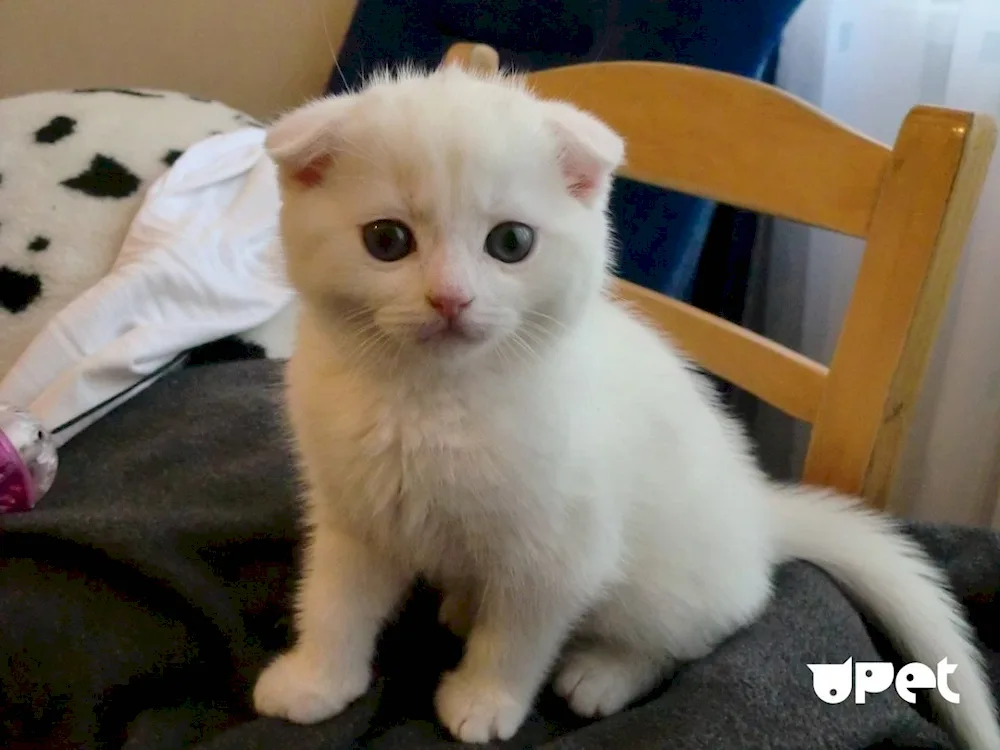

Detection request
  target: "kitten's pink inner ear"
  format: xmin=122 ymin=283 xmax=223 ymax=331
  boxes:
xmin=290 ymin=154 xmax=332 ymax=188
xmin=546 ymin=103 xmax=625 ymax=203
xmin=265 ymin=96 xmax=354 ymax=189
xmin=561 ymin=150 xmax=599 ymax=200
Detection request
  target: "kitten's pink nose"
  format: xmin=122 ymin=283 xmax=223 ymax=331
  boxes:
xmin=426 ymin=293 xmax=473 ymax=320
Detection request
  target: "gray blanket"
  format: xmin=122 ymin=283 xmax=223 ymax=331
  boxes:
xmin=2 ymin=360 xmax=998 ymax=749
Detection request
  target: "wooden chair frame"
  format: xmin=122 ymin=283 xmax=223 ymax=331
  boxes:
xmin=444 ymin=43 xmax=997 ymax=510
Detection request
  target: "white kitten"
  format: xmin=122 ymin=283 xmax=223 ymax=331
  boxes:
xmin=252 ymin=65 xmax=1000 ymax=748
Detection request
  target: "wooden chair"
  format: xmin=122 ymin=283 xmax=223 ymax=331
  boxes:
xmin=444 ymin=42 xmax=997 ymax=511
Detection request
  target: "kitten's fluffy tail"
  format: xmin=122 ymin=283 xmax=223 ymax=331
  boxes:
xmin=770 ymin=485 xmax=1000 ymax=750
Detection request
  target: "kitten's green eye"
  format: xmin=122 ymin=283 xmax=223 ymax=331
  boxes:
xmin=362 ymin=219 xmax=415 ymax=262
xmin=485 ymin=222 xmax=534 ymax=264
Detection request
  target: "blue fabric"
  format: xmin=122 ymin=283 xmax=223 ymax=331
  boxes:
xmin=690 ymin=51 xmax=780 ymax=326
xmin=327 ymin=0 xmax=803 ymax=302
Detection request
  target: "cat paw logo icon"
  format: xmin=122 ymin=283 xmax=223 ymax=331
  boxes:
xmin=808 ymin=658 xmax=960 ymax=704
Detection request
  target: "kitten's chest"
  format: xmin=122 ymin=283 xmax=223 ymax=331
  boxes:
xmin=380 ymin=391 xmax=508 ymax=491
xmin=354 ymin=392 xmax=532 ymax=571
xmin=296 ymin=357 xmax=570 ymax=551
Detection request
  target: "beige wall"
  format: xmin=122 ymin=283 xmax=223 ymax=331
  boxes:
xmin=0 ymin=0 xmax=358 ymax=120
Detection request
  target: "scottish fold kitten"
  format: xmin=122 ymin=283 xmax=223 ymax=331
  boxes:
xmin=252 ymin=65 xmax=1000 ymax=748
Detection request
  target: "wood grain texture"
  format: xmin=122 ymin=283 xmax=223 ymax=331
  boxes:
xmin=804 ymin=107 xmax=998 ymax=507
xmin=614 ymin=279 xmax=829 ymax=423
xmin=526 ymin=61 xmax=892 ymax=237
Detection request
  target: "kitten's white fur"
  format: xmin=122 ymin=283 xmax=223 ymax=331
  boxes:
xmin=253 ymin=65 xmax=1000 ymax=748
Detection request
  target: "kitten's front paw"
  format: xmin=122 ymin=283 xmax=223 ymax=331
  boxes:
xmin=435 ymin=669 xmax=530 ymax=743
xmin=253 ymin=648 xmax=370 ymax=725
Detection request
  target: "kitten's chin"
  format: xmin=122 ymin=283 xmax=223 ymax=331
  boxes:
xmin=411 ymin=323 xmax=495 ymax=360
xmin=416 ymin=319 xmax=487 ymax=344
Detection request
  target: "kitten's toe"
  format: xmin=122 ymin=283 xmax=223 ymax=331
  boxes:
xmin=253 ymin=648 xmax=370 ymax=725
xmin=554 ymin=645 xmax=667 ymax=718
xmin=435 ymin=668 xmax=530 ymax=743
xmin=438 ymin=591 xmax=474 ymax=638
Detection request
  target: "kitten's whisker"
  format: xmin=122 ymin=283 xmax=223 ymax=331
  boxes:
xmin=377 ymin=312 xmax=427 ymax=327
xmin=525 ymin=310 xmax=567 ymax=330
xmin=492 ymin=339 xmax=517 ymax=371
xmin=354 ymin=340 xmax=386 ymax=369
xmin=341 ymin=322 xmax=389 ymax=367
xmin=314 ymin=0 xmax=349 ymax=93
xmin=521 ymin=322 xmax=556 ymax=354
xmin=340 ymin=307 xmax=375 ymax=326
xmin=390 ymin=337 xmax=405 ymax=373
xmin=500 ymin=335 xmax=534 ymax=369
xmin=511 ymin=333 xmax=542 ymax=365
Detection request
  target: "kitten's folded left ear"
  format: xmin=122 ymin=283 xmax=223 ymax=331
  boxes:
xmin=266 ymin=96 xmax=356 ymax=188
xmin=545 ymin=102 xmax=625 ymax=205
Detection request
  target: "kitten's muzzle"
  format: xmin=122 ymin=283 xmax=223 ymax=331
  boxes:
xmin=426 ymin=293 xmax=474 ymax=321
xmin=417 ymin=295 xmax=481 ymax=343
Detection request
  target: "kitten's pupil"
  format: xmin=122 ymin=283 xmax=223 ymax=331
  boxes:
xmin=362 ymin=220 xmax=415 ymax=262
xmin=486 ymin=222 xmax=534 ymax=264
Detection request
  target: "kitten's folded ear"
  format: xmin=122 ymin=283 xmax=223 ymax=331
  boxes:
xmin=265 ymin=96 xmax=357 ymax=188
xmin=545 ymin=102 xmax=625 ymax=205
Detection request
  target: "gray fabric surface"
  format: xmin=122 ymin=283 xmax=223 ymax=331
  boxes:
xmin=1 ymin=359 xmax=998 ymax=749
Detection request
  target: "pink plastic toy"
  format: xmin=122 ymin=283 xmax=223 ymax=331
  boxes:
xmin=0 ymin=403 xmax=58 ymax=513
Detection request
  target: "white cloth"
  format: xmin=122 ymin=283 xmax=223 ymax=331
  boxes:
xmin=0 ymin=128 xmax=293 ymax=446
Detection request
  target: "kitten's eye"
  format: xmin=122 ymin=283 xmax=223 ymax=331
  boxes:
xmin=362 ymin=220 xmax=415 ymax=262
xmin=485 ymin=222 xmax=534 ymax=264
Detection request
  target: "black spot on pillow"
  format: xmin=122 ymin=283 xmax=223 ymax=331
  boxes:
xmin=187 ymin=335 xmax=267 ymax=366
xmin=27 ymin=236 xmax=50 ymax=252
xmin=208 ymin=130 xmax=222 ymax=136
xmin=34 ymin=116 xmax=76 ymax=144
xmin=61 ymin=155 xmax=140 ymax=199
xmin=0 ymin=266 xmax=43 ymax=314
xmin=187 ymin=94 xmax=212 ymax=103
xmin=0 ymin=173 xmax=4 ymax=187
xmin=162 ymin=149 xmax=184 ymax=167
xmin=234 ymin=113 xmax=263 ymax=127
xmin=73 ymin=87 xmax=164 ymax=98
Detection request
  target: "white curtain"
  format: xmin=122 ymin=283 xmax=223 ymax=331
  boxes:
xmin=753 ymin=0 xmax=1000 ymax=526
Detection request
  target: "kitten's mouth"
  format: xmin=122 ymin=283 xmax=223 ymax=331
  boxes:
xmin=416 ymin=318 xmax=482 ymax=344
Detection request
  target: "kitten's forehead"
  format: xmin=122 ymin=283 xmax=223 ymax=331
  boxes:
xmin=337 ymin=69 xmax=557 ymax=217
xmin=360 ymin=67 xmax=541 ymax=147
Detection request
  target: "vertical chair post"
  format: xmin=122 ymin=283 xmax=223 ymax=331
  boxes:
xmin=803 ymin=107 xmax=997 ymax=509
xmin=442 ymin=43 xmax=500 ymax=74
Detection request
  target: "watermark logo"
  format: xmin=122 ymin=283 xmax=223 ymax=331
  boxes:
xmin=808 ymin=658 xmax=960 ymax=704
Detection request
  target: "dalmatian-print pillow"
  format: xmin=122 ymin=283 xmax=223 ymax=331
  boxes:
xmin=0 ymin=87 xmax=295 ymax=379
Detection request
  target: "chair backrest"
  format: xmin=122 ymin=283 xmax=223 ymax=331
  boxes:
xmin=443 ymin=43 xmax=997 ymax=510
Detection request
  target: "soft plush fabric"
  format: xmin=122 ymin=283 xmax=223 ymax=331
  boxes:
xmin=327 ymin=0 xmax=804 ymax=302
xmin=0 ymin=128 xmax=295 ymax=445
xmin=0 ymin=88 xmax=288 ymax=380
xmin=1 ymin=359 xmax=998 ymax=749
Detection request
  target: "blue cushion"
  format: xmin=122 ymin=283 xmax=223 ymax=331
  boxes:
xmin=327 ymin=0 xmax=803 ymax=300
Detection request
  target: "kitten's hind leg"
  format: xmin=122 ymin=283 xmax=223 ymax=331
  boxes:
xmin=554 ymin=640 xmax=671 ymax=718
xmin=438 ymin=587 xmax=477 ymax=639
